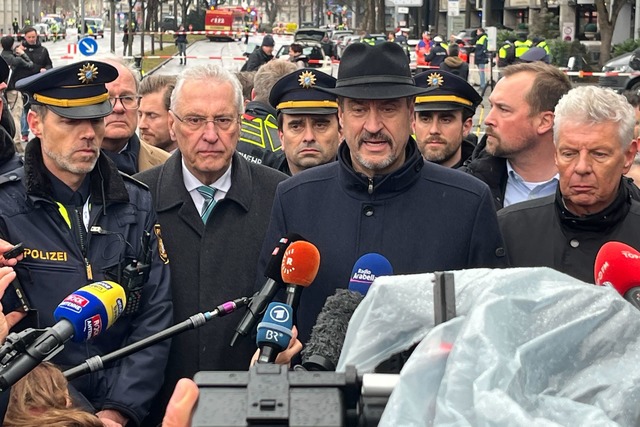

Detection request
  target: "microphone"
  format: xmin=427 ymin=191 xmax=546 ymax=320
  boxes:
xmin=0 ymin=281 xmax=126 ymax=390
xmin=65 ymin=296 xmax=249 ymax=380
xmin=594 ymin=241 xmax=640 ymax=309
xmin=348 ymin=253 xmax=394 ymax=296
xmin=300 ymin=253 xmax=392 ymax=371
xmin=281 ymin=240 xmax=321 ymax=311
xmin=230 ymin=233 xmax=304 ymax=347
xmin=301 ymin=289 xmax=363 ymax=371
xmin=255 ymin=302 xmax=294 ymax=364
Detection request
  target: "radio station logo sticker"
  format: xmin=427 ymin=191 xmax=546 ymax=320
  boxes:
xmin=268 ymin=305 xmax=290 ymax=323
xmin=84 ymin=314 xmax=103 ymax=339
xmin=60 ymin=294 xmax=90 ymax=313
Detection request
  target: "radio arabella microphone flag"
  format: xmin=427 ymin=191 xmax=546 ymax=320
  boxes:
xmin=0 ymin=281 xmax=126 ymax=390
xmin=594 ymin=241 xmax=640 ymax=309
xmin=348 ymin=253 xmax=393 ymax=296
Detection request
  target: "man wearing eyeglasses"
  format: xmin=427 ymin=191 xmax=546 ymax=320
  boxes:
xmin=134 ymin=64 xmax=287 ymax=426
xmin=100 ymin=57 xmax=169 ymax=175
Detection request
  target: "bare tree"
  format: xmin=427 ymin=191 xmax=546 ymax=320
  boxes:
xmin=595 ymin=0 xmax=629 ymax=65
xmin=262 ymin=0 xmax=280 ymax=26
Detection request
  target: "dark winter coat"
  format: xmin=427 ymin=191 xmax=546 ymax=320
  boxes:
xmin=243 ymin=47 xmax=273 ymax=71
xmin=440 ymin=56 xmax=469 ymax=81
xmin=256 ymin=138 xmax=508 ymax=345
xmin=460 ymin=134 xmax=508 ymax=210
xmin=498 ymin=179 xmax=640 ymax=283
xmin=134 ymin=151 xmax=287 ymax=426
xmin=11 ymin=40 xmax=52 ymax=85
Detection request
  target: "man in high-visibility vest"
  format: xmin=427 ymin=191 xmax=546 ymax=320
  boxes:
xmin=514 ymin=33 xmax=529 ymax=58
xmin=498 ymin=37 xmax=516 ymax=68
xmin=475 ymin=27 xmax=488 ymax=90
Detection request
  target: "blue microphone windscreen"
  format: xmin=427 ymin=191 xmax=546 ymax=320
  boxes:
xmin=348 ymin=253 xmax=393 ymax=296
xmin=256 ymin=302 xmax=294 ymax=349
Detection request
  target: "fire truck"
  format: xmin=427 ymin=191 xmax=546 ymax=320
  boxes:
xmin=204 ymin=7 xmax=250 ymax=41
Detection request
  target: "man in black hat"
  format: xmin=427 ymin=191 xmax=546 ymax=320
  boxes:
xmin=0 ymin=61 xmax=172 ymax=427
xmin=256 ymin=42 xmax=507 ymax=346
xmin=243 ymin=34 xmax=275 ymax=71
xmin=413 ymin=70 xmax=481 ymax=168
xmin=269 ymin=68 xmax=341 ymax=175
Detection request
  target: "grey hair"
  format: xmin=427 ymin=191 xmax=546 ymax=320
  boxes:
xmin=553 ymin=86 xmax=635 ymax=149
xmin=94 ymin=55 xmax=141 ymax=91
xmin=171 ymin=64 xmax=243 ymax=114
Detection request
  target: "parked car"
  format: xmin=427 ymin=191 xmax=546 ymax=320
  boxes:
xmin=275 ymin=41 xmax=333 ymax=75
xmin=32 ymin=23 xmax=50 ymax=43
xmin=84 ymin=18 xmax=104 ymax=38
xmin=599 ymin=52 xmax=640 ymax=92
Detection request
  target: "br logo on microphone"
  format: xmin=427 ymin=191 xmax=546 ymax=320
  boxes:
xmin=268 ymin=304 xmax=290 ymax=323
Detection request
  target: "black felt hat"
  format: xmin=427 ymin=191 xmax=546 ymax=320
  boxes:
xmin=269 ymin=68 xmax=338 ymax=115
xmin=414 ymin=70 xmax=482 ymax=113
xmin=319 ymin=42 xmax=430 ymax=99
xmin=15 ymin=60 xmax=118 ymax=119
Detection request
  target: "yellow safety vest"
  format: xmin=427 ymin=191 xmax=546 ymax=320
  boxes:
xmin=514 ymin=40 xmax=529 ymax=58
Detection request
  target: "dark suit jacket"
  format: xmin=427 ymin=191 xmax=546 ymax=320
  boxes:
xmin=135 ymin=151 xmax=287 ymax=426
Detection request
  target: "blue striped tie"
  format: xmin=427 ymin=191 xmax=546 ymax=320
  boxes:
xmin=197 ymin=185 xmax=217 ymax=224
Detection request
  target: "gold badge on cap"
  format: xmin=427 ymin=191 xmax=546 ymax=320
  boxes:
xmin=77 ymin=63 xmax=99 ymax=84
xmin=427 ymin=72 xmax=444 ymax=87
xmin=298 ymin=71 xmax=317 ymax=89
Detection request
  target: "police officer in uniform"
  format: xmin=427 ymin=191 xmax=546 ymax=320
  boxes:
xmin=498 ymin=36 xmax=516 ymax=67
xmin=0 ymin=61 xmax=173 ymax=427
xmin=413 ymin=70 xmax=482 ymax=168
xmin=424 ymin=35 xmax=448 ymax=67
xmin=269 ymin=68 xmax=341 ymax=175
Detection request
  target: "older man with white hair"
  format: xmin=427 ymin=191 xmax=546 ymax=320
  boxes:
xmin=498 ymin=86 xmax=640 ymax=283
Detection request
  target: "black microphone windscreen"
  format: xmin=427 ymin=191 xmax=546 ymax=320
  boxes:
xmin=264 ymin=233 xmax=305 ymax=281
xmin=301 ymin=289 xmax=363 ymax=370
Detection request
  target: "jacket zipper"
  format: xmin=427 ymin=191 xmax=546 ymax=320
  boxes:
xmin=72 ymin=207 xmax=93 ymax=281
xmin=368 ymin=178 xmax=374 ymax=195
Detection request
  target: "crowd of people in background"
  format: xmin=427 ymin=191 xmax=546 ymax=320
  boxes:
xmin=1 ymin=20 xmax=640 ymax=426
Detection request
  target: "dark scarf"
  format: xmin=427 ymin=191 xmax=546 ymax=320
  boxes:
xmin=556 ymin=178 xmax=630 ymax=232
xmin=102 ymin=135 xmax=140 ymax=175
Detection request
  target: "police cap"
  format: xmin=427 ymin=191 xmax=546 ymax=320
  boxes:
xmin=15 ymin=60 xmax=118 ymax=120
xmin=269 ymin=68 xmax=338 ymax=115
xmin=413 ymin=70 xmax=482 ymax=113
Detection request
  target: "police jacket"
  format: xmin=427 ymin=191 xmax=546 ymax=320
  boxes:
xmin=238 ymin=100 xmax=287 ymax=171
xmin=256 ymin=138 xmax=507 ymax=345
xmin=514 ymin=40 xmax=529 ymax=58
xmin=498 ymin=179 xmax=640 ymax=284
xmin=1 ymin=48 xmax=33 ymax=90
xmin=0 ymin=140 xmax=173 ymax=426
xmin=11 ymin=40 xmax=52 ymax=85
xmin=460 ymin=134 xmax=508 ymax=210
xmin=425 ymin=43 xmax=447 ymax=66
xmin=498 ymin=42 xmax=515 ymax=67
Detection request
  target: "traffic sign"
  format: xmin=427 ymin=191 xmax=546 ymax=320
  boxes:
xmin=78 ymin=37 xmax=98 ymax=56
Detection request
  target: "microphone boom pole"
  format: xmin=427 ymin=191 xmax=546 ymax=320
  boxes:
xmin=64 ymin=297 xmax=250 ymax=381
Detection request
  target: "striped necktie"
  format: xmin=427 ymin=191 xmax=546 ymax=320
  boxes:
xmin=196 ymin=185 xmax=217 ymax=224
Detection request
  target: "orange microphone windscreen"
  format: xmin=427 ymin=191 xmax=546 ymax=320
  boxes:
xmin=281 ymin=240 xmax=321 ymax=287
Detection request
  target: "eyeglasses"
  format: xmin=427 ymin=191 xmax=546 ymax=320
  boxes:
xmin=170 ymin=110 xmax=239 ymax=131
xmin=109 ymin=95 xmax=141 ymax=110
